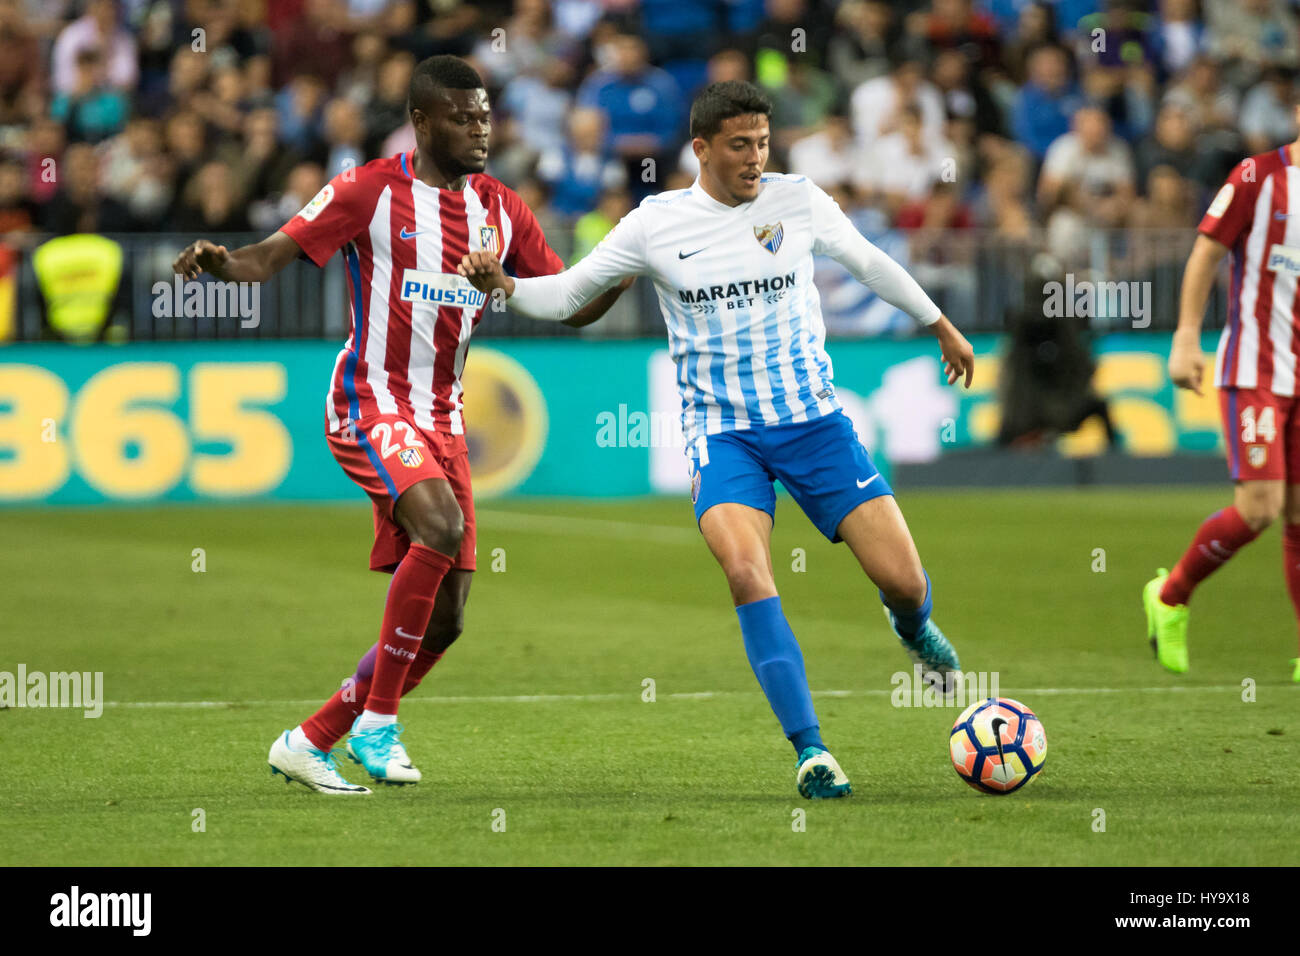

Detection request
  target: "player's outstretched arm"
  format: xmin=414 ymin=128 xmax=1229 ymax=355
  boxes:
xmin=807 ymin=181 xmax=972 ymax=386
xmin=928 ymin=314 xmax=975 ymax=388
xmin=460 ymin=210 xmax=645 ymax=322
xmin=562 ymin=277 xmax=636 ymax=328
xmin=458 ymin=250 xmax=516 ymax=297
xmin=826 ymin=233 xmax=974 ymax=387
xmin=172 ymin=231 xmax=304 ymax=284
xmin=458 ymin=250 xmax=637 ymax=323
xmin=1169 ymin=234 xmax=1227 ymax=396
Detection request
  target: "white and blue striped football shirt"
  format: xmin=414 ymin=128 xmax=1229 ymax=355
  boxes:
xmin=507 ymin=173 xmax=942 ymax=445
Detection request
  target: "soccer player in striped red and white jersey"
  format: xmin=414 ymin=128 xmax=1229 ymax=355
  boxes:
xmin=1145 ymin=102 xmax=1300 ymax=682
xmin=174 ymin=56 xmax=629 ymax=792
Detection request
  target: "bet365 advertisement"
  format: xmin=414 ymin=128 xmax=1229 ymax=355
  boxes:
xmin=0 ymin=332 xmax=1224 ymax=505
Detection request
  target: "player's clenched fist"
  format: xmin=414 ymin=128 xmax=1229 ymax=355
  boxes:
xmin=458 ymin=250 xmax=514 ymax=297
xmin=1168 ymin=330 xmax=1205 ymax=395
xmin=172 ymin=239 xmax=231 ymax=280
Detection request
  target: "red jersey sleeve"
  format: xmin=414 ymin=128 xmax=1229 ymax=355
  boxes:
xmin=279 ymin=171 xmax=379 ymax=268
xmin=1198 ymin=160 xmax=1263 ymax=249
xmin=500 ymin=189 xmax=564 ymax=278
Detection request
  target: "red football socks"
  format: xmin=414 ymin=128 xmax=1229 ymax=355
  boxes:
xmin=365 ymin=543 xmax=453 ymax=713
xmin=1160 ymin=506 xmax=1260 ymax=606
xmin=302 ymin=644 xmax=445 ymax=752
xmin=1282 ymin=525 xmax=1300 ymax=643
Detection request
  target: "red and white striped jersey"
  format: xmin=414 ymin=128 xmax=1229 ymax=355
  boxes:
xmin=1201 ymin=145 xmax=1300 ymax=396
xmin=280 ymin=150 xmax=563 ymax=435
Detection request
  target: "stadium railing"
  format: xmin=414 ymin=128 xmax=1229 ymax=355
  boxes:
xmin=2 ymin=227 xmax=1227 ymax=343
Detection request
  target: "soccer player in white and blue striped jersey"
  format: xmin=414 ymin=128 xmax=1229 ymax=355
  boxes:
xmin=460 ymin=81 xmax=975 ymax=799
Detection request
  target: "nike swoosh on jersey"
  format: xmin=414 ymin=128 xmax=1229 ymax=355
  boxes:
xmin=678 ymin=248 xmax=707 ymax=259
xmin=856 ymin=475 xmax=880 ymax=489
xmin=399 ymin=227 xmax=430 ymax=240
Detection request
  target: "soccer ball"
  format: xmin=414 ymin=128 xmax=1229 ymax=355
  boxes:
xmin=949 ymin=697 xmax=1047 ymax=794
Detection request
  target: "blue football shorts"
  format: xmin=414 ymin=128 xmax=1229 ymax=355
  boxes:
xmin=686 ymin=410 xmax=893 ymax=542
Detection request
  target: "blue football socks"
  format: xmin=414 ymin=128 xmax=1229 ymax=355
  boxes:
xmin=736 ymin=596 xmax=824 ymax=756
xmin=880 ymin=570 xmax=932 ymax=639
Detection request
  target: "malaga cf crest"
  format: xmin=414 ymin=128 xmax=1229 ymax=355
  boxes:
xmin=479 ymin=225 xmax=500 ymax=254
xmin=754 ymin=222 xmax=783 ymax=255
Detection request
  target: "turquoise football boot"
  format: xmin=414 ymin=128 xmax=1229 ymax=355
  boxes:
xmin=796 ymin=746 xmax=852 ymax=798
xmin=347 ymin=720 xmax=422 ymax=784
xmin=884 ymin=607 xmax=961 ymax=689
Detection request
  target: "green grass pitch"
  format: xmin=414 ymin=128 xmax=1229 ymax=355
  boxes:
xmin=1 ymin=488 xmax=1296 ymax=866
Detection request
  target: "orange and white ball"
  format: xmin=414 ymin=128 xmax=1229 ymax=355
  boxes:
xmin=949 ymin=697 xmax=1047 ymax=794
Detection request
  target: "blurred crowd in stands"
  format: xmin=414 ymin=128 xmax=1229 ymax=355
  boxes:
xmin=0 ymin=0 xmax=1297 ymax=261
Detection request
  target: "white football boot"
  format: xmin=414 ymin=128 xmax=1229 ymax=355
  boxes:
xmin=268 ymin=730 xmax=372 ymax=794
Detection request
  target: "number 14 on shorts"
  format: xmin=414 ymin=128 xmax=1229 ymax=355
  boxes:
xmin=1239 ymin=405 xmax=1277 ymax=444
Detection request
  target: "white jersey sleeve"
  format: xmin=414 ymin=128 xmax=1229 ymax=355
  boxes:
xmin=506 ymin=208 xmax=648 ymax=321
xmin=807 ymin=182 xmax=942 ymax=326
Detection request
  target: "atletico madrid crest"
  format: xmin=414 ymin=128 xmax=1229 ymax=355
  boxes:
xmin=754 ymin=222 xmax=783 ymax=255
xmin=479 ymin=225 xmax=500 ymax=254
xmin=398 ymin=447 xmax=425 ymax=468
xmin=1247 ymin=444 xmax=1267 ymax=468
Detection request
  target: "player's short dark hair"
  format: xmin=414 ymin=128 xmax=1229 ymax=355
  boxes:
xmin=689 ymin=81 xmax=772 ymax=140
xmin=409 ymin=55 xmax=484 ymax=115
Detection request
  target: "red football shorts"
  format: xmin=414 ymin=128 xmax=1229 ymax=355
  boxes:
xmin=326 ymin=413 xmax=476 ymax=573
xmin=1218 ymin=385 xmax=1300 ymax=482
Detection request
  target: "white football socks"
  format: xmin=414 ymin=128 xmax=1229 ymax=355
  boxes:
xmin=287 ymin=726 xmax=316 ymax=752
xmin=355 ymin=710 xmax=397 ymax=732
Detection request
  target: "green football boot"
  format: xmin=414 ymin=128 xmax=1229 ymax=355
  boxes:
xmin=1143 ymin=568 xmax=1189 ymax=674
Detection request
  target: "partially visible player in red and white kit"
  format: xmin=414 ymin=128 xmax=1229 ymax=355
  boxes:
xmin=1145 ymin=100 xmax=1300 ymax=683
xmin=173 ymin=56 xmax=630 ymax=793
